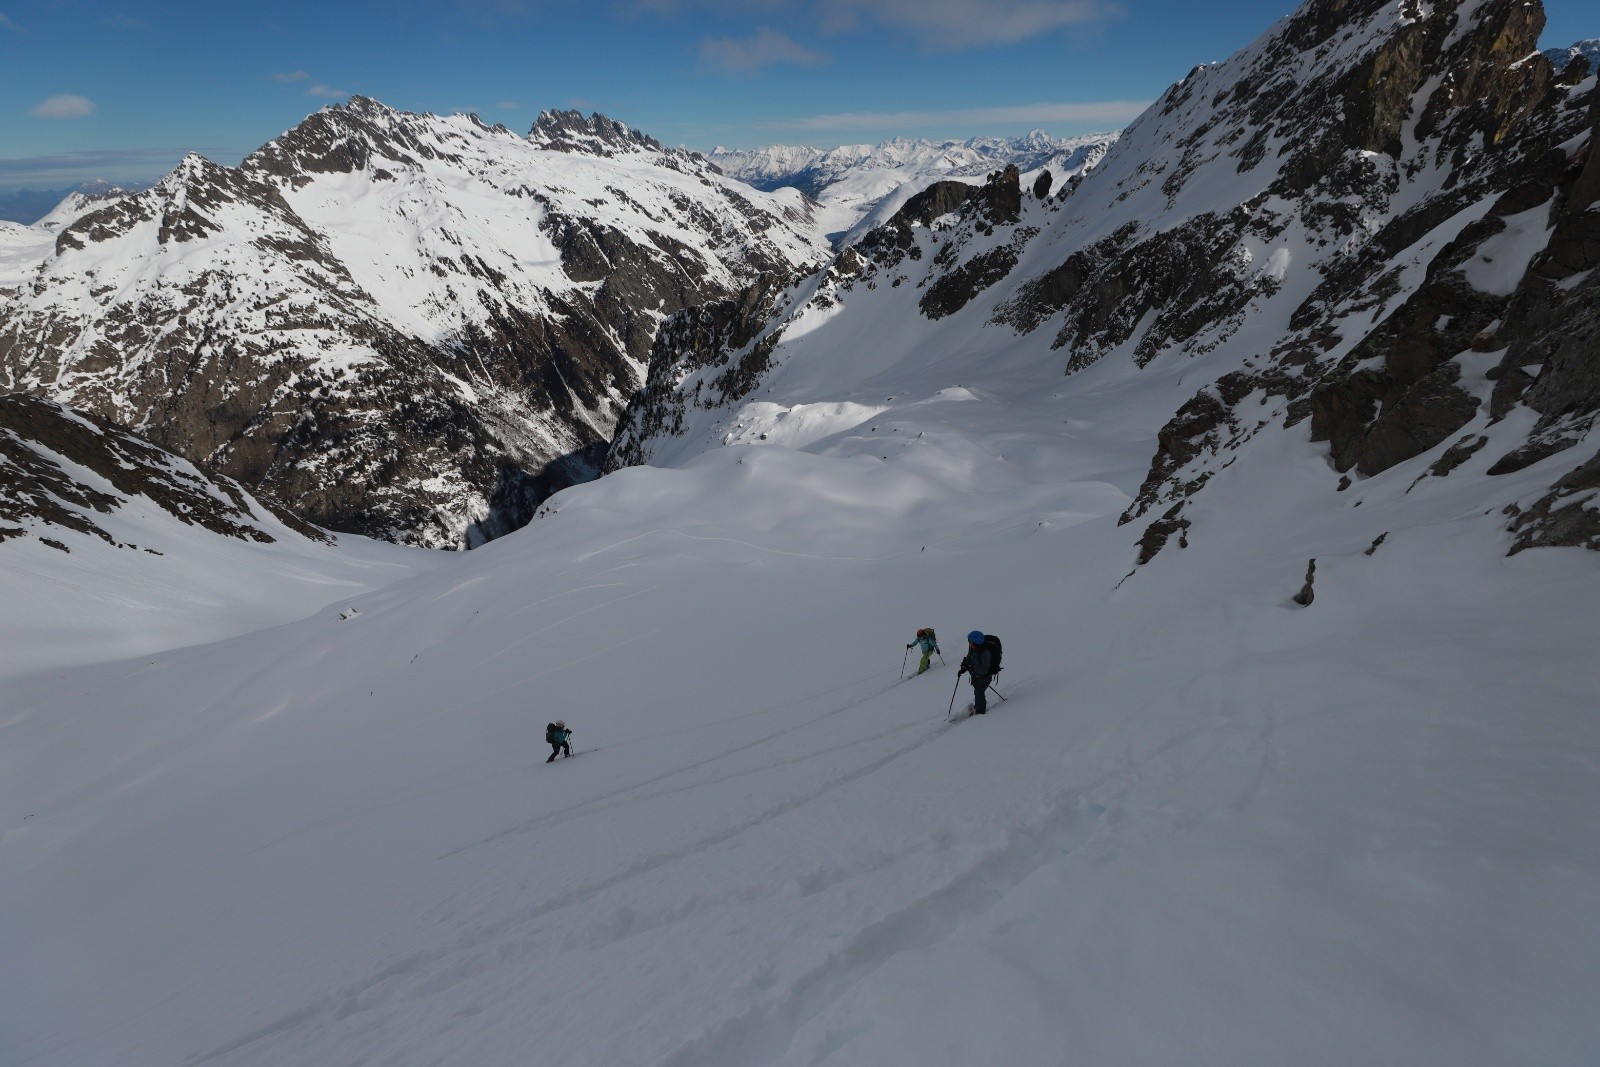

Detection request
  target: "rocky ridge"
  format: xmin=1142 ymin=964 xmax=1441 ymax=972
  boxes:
xmin=608 ymin=0 xmax=1600 ymax=560
xmin=0 ymin=99 xmax=826 ymax=547
xmin=0 ymin=391 xmax=319 ymax=552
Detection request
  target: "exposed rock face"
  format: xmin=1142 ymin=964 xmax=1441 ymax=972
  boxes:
xmin=1065 ymin=0 xmax=1599 ymax=559
xmin=607 ymin=0 xmax=1600 ymax=564
xmin=606 ymin=268 xmax=811 ymax=470
xmin=0 ymin=99 xmax=826 ymax=547
xmin=604 ymin=164 xmax=1043 ymax=470
xmin=527 ymin=109 xmax=669 ymax=156
xmin=0 ymin=392 xmax=315 ymax=549
xmin=1486 ymin=88 xmax=1600 ymax=551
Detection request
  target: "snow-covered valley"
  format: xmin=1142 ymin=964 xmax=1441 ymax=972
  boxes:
xmin=3 ymin=318 xmax=1597 ymax=1064
xmin=3 ymin=0 xmax=1598 ymax=1062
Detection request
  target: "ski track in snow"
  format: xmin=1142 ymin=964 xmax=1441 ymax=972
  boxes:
xmin=6 ymin=11 xmax=1600 ymax=1062
xmin=188 ymin=698 xmax=1112 ymax=1067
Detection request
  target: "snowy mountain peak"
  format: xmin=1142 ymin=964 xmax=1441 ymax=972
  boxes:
xmin=527 ymin=109 xmax=667 ymax=156
xmin=1 ymin=95 xmax=827 ymax=547
xmin=1543 ymin=36 xmax=1600 ymax=76
xmin=243 ymin=96 xmax=516 ymax=185
xmin=31 ymin=184 xmax=139 ymax=233
xmin=711 ymin=131 xmax=1118 ymax=194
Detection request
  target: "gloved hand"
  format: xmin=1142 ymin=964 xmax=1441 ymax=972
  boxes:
xmin=957 ymin=666 xmax=966 ymax=676
xmin=906 ymin=644 xmax=913 ymax=649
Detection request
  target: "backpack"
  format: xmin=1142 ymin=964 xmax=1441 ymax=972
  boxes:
xmin=982 ymin=634 xmax=1003 ymax=674
xmin=545 ymin=723 xmax=557 ymax=743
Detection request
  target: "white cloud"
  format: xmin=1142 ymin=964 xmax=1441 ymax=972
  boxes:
xmin=821 ymin=0 xmax=1121 ymax=49
xmin=32 ymin=95 xmax=96 ymax=119
xmin=0 ymin=148 xmax=182 ymax=189
xmin=629 ymin=0 xmax=1121 ymax=50
xmin=272 ymin=70 xmax=311 ymax=83
xmin=700 ymin=27 xmax=828 ymax=75
xmin=769 ymin=98 xmax=1149 ymax=131
xmin=307 ymin=84 xmax=350 ymax=99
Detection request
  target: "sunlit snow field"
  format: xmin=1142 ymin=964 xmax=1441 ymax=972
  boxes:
xmin=2 ymin=325 xmax=1596 ymax=1065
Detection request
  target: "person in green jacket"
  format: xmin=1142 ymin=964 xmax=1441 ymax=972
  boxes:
xmin=906 ymin=627 xmax=941 ymax=675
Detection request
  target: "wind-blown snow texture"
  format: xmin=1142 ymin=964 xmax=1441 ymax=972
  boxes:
xmin=1 ymin=0 xmax=1597 ymax=1064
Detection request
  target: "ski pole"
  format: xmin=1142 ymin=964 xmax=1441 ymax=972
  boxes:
xmin=901 ymin=647 xmax=911 ymax=678
xmin=989 ymin=680 xmax=1007 ymax=702
xmin=947 ymin=674 xmax=962 ymax=719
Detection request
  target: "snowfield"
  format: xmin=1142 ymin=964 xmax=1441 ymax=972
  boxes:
xmin=2 ymin=329 xmax=1596 ymax=1065
xmin=4 ymin=0 xmax=1599 ymax=1060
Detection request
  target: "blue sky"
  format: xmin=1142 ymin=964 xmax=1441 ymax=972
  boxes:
xmin=0 ymin=0 xmax=1593 ymax=193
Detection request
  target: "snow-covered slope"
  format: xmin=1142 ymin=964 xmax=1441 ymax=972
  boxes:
xmin=0 ymin=102 xmax=827 ymax=548
xmin=0 ymin=393 xmax=432 ymax=674
xmin=1 ymin=0 xmax=1597 ymax=1063
xmin=2 ymin=318 xmax=1596 ymax=1064
xmin=0 ymin=221 xmax=52 ymax=293
xmin=712 ymin=131 xmax=1116 ymax=241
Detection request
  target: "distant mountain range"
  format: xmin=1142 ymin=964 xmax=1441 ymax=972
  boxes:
xmin=0 ymin=188 xmax=76 ymax=226
xmin=710 ymin=132 xmax=1117 ymax=241
xmin=1542 ymin=36 xmax=1600 ymax=73
xmin=0 ymin=181 xmax=149 ymax=226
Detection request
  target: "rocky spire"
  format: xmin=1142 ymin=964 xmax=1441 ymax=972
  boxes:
xmin=527 ymin=110 xmax=665 ymax=155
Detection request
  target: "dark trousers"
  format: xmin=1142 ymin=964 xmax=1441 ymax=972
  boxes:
xmin=547 ymin=742 xmax=570 ymax=762
xmin=970 ymin=673 xmax=991 ymax=715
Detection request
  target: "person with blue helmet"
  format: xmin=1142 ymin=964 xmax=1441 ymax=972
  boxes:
xmin=958 ymin=630 xmax=994 ymax=715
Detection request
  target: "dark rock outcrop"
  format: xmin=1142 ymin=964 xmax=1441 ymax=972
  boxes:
xmin=605 ymin=269 xmax=808 ymax=470
xmin=0 ymin=392 xmax=312 ymax=548
xmin=1112 ymin=0 xmax=1598 ymax=559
